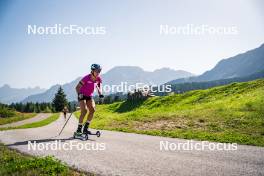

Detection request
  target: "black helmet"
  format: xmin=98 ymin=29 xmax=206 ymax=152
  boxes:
xmin=91 ymin=64 xmax=102 ymax=73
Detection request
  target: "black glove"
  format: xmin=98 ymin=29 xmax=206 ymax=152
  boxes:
xmin=99 ymin=94 xmax=104 ymax=98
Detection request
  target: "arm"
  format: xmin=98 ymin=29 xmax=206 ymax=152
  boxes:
xmin=96 ymin=82 xmax=103 ymax=95
xmin=96 ymin=77 xmax=103 ymax=97
xmin=75 ymin=81 xmax=84 ymax=94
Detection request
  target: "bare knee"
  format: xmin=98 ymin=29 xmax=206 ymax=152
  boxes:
xmin=81 ymin=109 xmax=88 ymax=115
xmin=89 ymin=107 xmax=95 ymax=114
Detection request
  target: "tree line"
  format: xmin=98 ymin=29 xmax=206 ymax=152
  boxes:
xmin=0 ymin=103 xmax=16 ymax=117
xmin=9 ymin=102 xmax=53 ymax=113
xmin=3 ymin=86 xmax=77 ymax=113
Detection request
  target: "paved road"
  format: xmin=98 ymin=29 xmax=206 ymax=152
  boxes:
xmin=0 ymin=113 xmax=52 ymax=128
xmin=0 ymin=113 xmax=263 ymax=176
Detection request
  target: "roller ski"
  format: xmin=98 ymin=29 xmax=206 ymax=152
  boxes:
xmin=73 ymin=123 xmax=101 ymax=140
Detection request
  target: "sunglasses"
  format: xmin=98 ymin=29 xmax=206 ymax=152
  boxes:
xmin=93 ymin=69 xmax=101 ymax=73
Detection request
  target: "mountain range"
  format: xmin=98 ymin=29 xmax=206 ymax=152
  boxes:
xmin=102 ymin=66 xmax=193 ymax=86
xmin=1 ymin=43 xmax=264 ymax=104
xmin=0 ymin=85 xmax=46 ymax=104
xmin=21 ymin=67 xmax=193 ymax=103
xmin=168 ymin=43 xmax=264 ymax=84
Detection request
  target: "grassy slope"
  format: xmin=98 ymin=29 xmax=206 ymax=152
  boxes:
xmin=76 ymin=79 xmax=264 ymax=146
xmin=0 ymin=113 xmax=60 ymax=131
xmin=0 ymin=113 xmax=36 ymax=125
xmin=0 ymin=143 xmax=90 ymax=176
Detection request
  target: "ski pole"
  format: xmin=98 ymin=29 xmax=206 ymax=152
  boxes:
xmin=58 ymin=112 xmax=73 ymax=136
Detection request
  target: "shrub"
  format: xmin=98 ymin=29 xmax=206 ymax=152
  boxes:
xmin=0 ymin=107 xmax=16 ymax=118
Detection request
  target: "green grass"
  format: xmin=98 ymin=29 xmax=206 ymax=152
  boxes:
xmin=0 ymin=113 xmax=36 ymax=125
xmin=0 ymin=143 xmax=90 ymax=176
xmin=0 ymin=113 xmax=60 ymax=131
xmin=75 ymin=79 xmax=264 ymax=146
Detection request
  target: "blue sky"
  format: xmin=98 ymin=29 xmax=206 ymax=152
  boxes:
xmin=0 ymin=0 xmax=264 ymax=88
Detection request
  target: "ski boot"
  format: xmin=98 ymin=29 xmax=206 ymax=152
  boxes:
xmin=73 ymin=124 xmax=88 ymax=140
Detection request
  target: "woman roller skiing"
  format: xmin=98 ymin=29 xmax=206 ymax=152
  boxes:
xmin=75 ymin=64 xmax=104 ymax=136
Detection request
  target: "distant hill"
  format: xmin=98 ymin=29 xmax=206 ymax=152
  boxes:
xmin=169 ymin=43 xmax=264 ymax=84
xmin=0 ymin=85 xmax=46 ymax=104
xmin=22 ymin=66 xmax=193 ymax=103
xmin=22 ymin=77 xmax=80 ymax=103
xmin=102 ymin=66 xmax=193 ymax=86
xmin=160 ymin=70 xmax=264 ymax=96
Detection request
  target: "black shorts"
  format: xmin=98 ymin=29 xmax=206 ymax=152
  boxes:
xmin=78 ymin=95 xmax=92 ymax=101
